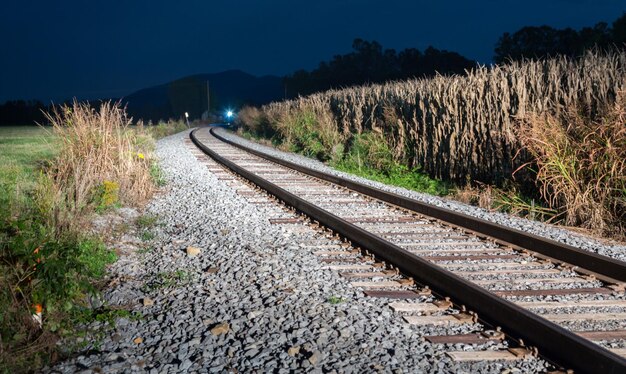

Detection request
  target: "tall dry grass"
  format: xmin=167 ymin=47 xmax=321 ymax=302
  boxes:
xmin=43 ymin=101 xmax=155 ymax=231
xmin=250 ymin=50 xmax=626 ymax=185
xmin=517 ymin=92 xmax=626 ymax=237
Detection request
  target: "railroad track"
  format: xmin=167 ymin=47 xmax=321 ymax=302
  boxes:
xmin=189 ymin=126 xmax=626 ymax=373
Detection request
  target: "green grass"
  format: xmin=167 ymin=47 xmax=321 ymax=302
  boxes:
xmin=327 ymin=296 xmax=344 ymax=304
xmin=0 ymin=126 xmax=58 ymax=190
xmin=241 ymin=124 xmax=450 ymax=196
xmin=333 ymin=161 xmax=449 ymax=196
xmin=147 ymin=120 xmax=189 ymax=139
xmin=136 ymin=214 xmax=159 ymax=228
xmin=328 ymin=132 xmax=449 ymax=196
xmin=149 ymin=162 xmax=167 ymax=187
xmin=140 ymin=230 xmax=156 ymax=241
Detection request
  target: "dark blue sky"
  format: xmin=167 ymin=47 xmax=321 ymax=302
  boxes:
xmin=1 ymin=0 xmax=623 ymax=102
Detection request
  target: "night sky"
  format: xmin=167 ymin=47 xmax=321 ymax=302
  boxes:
xmin=1 ymin=0 xmax=623 ymax=103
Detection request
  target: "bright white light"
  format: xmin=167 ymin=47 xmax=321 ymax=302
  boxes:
xmin=226 ymin=111 xmax=233 ymax=118
xmin=184 ymin=112 xmax=189 ymax=118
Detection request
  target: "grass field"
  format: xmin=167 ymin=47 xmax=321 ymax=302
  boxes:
xmin=0 ymin=126 xmax=58 ymax=191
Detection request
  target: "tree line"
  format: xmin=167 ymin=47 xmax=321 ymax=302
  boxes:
xmin=494 ymin=13 xmax=626 ymax=63
xmin=0 ymin=99 xmax=119 ymax=126
xmin=286 ymin=13 xmax=626 ymax=98
xmin=0 ymin=100 xmax=51 ymax=126
xmin=284 ymin=40 xmax=476 ymax=97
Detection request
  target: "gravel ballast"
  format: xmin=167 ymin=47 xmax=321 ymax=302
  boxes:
xmin=45 ymin=129 xmax=553 ymax=373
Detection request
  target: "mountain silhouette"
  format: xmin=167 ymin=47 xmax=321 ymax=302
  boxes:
xmin=122 ymin=70 xmax=283 ymax=122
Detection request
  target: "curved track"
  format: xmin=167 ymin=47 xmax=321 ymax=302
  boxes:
xmin=191 ymin=126 xmax=626 ymax=373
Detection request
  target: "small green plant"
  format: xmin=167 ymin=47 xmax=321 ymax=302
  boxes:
xmin=491 ymin=187 xmax=558 ymax=221
xmin=327 ymin=296 xmax=344 ymax=304
xmin=61 ymin=306 xmax=142 ymax=353
xmin=142 ymin=270 xmax=193 ymax=292
xmin=140 ymin=230 xmax=155 ymax=242
xmin=454 ymin=182 xmax=557 ymax=221
xmin=147 ymin=120 xmax=189 ymax=139
xmin=136 ymin=214 xmax=158 ymax=228
xmin=149 ymin=162 xmax=166 ymax=187
xmin=0 ymin=213 xmax=116 ymax=371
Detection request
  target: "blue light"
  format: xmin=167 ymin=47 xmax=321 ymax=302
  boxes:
xmin=226 ymin=110 xmax=233 ymax=118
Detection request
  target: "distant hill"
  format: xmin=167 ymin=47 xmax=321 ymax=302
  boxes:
xmin=122 ymin=70 xmax=283 ymax=122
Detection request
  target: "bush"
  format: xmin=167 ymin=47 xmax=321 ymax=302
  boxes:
xmin=0 ymin=182 xmax=116 ymax=371
xmin=236 ymin=106 xmax=275 ymax=139
xmin=146 ymin=120 xmax=188 ymax=139
xmin=43 ymin=101 xmax=155 ymax=228
xmin=517 ymin=91 xmax=626 ymax=237
xmin=94 ymin=180 xmax=120 ymax=212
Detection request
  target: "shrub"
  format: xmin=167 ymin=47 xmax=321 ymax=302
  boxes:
xmin=517 ymin=92 xmax=626 ymax=237
xmin=0 ymin=191 xmax=116 ymax=371
xmin=43 ymin=101 xmax=155 ymax=229
xmin=345 ymin=132 xmax=397 ymax=173
xmin=147 ymin=120 xmax=188 ymax=139
xmin=236 ymin=106 xmax=275 ymax=139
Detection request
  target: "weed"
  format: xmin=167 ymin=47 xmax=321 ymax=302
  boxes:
xmin=0 ymin=217 xmax=116 ymax=370
xmin=43 ymin=101 xmax=156 ymax=226
xmin=137 ymin=246 xmax=153 ymax=254
xmin=72 ymin=305 xmax=142 ymax=327
xmin=149 ymin=162 xmax=166 ymax=187
xmin=453 ymin=182 xmax=557 ymax=221
xmin=136 ymin=214 xmax=158 ymax=229
xmin=142 ymin=270 xmax=193 ymax=293
xmin=327 ymin=296 xmax=344 ymax=304
xmin=517 ymin=91 xmax=626 ymax=237
xmin=0 ymin=103 xmax=159 ymax=372
xmin=57 ymin=306 xmax=142 ymax=354
xmin=140 ymin=230 xmax=155 ymax=242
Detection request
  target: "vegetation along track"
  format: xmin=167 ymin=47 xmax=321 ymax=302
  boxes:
xmin=190 ymin=126 xmax=626 ymax=373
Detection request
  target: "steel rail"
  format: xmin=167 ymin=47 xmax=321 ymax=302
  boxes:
xmin=209 ymin=127 xmax=626 ymax=283
xmin=191 ymin=128 xmax=626 ymax=374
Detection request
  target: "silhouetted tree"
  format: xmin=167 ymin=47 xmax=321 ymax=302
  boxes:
xmin=613 ymin=13 xmax=626 ymax=45
xmin=0 ymin=100 xmax=49 ymax=125
xmin=494 ymin=13 xmax=626 ymax=63
xmin=285 ymin=39 xmax=475 ymax=97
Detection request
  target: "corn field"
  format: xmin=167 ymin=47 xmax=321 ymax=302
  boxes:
xmin=259 ymin=50 xmax=626 ymax=184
